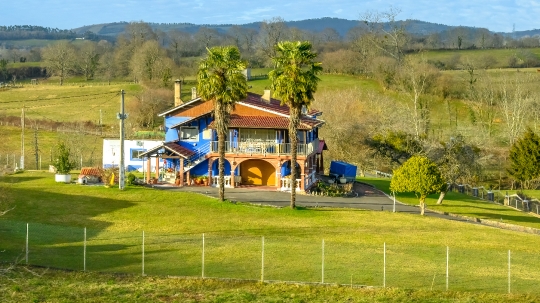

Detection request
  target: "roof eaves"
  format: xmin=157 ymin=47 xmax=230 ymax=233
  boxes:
xmin=236 ymin=101 xmax=290 ymax=118
xmin=169 ymin=111 xmax=213 ymax=129
xmin=158 ymin=97 xmax=203 ymax=117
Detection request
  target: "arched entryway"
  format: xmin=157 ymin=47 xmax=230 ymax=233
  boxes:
xmin=211 ymin=158 xmax=232 ymax=176
xmin=240 ymin=159 xmax=276 ymax=186
xmin=280 ymin=160 xmax=300 ymax=179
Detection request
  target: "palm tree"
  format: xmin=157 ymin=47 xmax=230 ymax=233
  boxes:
xmin=197 ymin=46 xmax=248 ymax=202
xmin=269 ymin=41 xmax=322 ymax=209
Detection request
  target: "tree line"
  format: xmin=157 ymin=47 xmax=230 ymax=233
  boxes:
xmin=0 ymin=25 xmax=77 ymax=40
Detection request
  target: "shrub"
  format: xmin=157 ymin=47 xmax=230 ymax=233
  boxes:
xmin=52 ymin=142 xmax=76 ymax=174
xmin=127 ymin=173 xmax=136 ymax=185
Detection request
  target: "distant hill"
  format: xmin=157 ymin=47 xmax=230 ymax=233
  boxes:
xmin=72 ymin=18 xmax=519 ymax=40
xmin=4 ymin=18 xmax=537 ymax=43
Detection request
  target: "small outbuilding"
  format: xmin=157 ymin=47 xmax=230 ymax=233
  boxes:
xmin=78 ymin=167 xmax=101 ymax=184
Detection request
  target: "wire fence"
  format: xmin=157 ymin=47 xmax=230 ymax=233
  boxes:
xmin=365 ymin=170 xmax=540 ymax=216
xmin=447 ymin=184 xmax=540 ymax=215
xmin=1 ymin=220 xmax=539 ymax=294
xmin=0 ymin=153 xmax=100 ymax=171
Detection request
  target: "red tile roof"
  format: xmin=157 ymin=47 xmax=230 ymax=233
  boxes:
xmin=139 ymin=141 xmax=196 ymax=159
xmin=164 ymin=142 xmax=196 ymax=158
xmin=239 ymin=92 xmax=321 ymax=117
xmin=79 ymin=167 xmax=101 ymax=177
xmin=208 ymin=114 xmax=322 ymax=130
xmin=159 ymin=93 xmax=321 ymax=123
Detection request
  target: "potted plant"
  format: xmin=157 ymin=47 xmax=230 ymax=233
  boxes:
xmin=202 ymin=176 xmax=209 ymax=186
xmin=52 ymin=142 xmax=76 ymax=183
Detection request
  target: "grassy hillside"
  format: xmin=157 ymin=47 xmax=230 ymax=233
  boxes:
xmin=415 ymin=48 xmax=540 ymax=69
xmin=2 ymin=171 xmax=540 ymax=294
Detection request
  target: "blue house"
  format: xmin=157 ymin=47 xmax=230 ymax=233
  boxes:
xmin=141 ymin=81 xmax=328 ymax=192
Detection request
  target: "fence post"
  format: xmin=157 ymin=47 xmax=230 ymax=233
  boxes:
xmin=508 ymin=250 xmax=511 ymax=294
xmin=83 ymin=227 xmax=87 ymax=272
xmin=446 ymin=246 xmax=449 ymax=291
xmin=383 ymin=242 xmax=386 ymax=288
xmin=202 ymin=233 xmax=205 ymax=279
xmin=261 ymin=236 xmax=264 ymax=282
xmin=321 ymin=239 xmax=325 ymax=284
xmin=25 ymin=223 xmax=29 ymax=264
xmin=142 ymin=231 xmax=145 ymax=276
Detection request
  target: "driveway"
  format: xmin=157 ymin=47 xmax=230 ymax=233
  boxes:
xmin=153 ymin=182 xmax=475 ymax=224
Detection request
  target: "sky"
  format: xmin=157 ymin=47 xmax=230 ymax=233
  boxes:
xmin=2 ymin=0 xmax=539 ymax=33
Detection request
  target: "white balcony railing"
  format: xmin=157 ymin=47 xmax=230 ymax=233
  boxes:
xmin=211 ymin=138 xmax=319 ymax=157
xmin=280 ymin=178 xmax=302 ymax=192
xmin=211 ymin=175 xmax=241 ymax=187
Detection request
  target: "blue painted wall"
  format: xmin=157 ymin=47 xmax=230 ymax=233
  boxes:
xmin=164 ymin=116 xmax=189 ymax=142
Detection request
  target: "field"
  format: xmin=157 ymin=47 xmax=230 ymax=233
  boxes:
xmin=414 ymin=47 xmax=540 ymax=69
xmin=2 ymin=171 xmax=540 ymax=297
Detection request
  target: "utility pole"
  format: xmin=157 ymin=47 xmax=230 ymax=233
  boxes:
xmin=21 ymin=106 xmax=25 ymax=169
xmin=117 ymin=90 xmax=126 ymax=190
xmin=34 ymin=126 xmax=39 ymax=170
xmin=99 ymin=109 xmax=103 ymax=136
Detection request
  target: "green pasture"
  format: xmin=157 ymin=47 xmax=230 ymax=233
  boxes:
xmin=2 ymin=171 xmax=540 ymax=294
xmin=360 ymin=177 xmax=540 ymax=229
xmin=414 ymin=48 xmax=540 ymax=69
xmin=0 ymin=122 xmax=104 ymax=170
xmin=0 ymin=82 xmax=141 ymax=125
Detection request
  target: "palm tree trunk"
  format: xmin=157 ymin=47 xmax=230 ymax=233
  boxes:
xmin=218 ymin=132 xmax=225 ymax=201
xmin=215 ymin=101 xmax=226 ymax=202
xmin=289 ymin=106 xmax=301 ymax=209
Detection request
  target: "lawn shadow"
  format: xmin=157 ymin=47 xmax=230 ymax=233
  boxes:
xmin=1 ymin=175 xmax=43 ymax=183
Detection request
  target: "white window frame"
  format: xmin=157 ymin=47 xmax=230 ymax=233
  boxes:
xmin=180 ymin=126 xmax=199 ymax=141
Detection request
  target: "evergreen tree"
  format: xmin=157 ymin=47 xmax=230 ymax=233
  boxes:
xmin=508 ymin=128 xmax=540 ymax=189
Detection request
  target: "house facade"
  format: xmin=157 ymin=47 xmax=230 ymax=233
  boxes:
xmin=103 ymin=139 xmax=163 ymax=172
xmin=141 ymin=80 xmax=327 ymax=192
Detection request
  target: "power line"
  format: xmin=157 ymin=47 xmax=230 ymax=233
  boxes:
xmin=23 ymin=92 xmax=120 ymax=123
xmin=0 ymin=91 xmax=117 ymax=104
xmin=1 ymin=92 xmax=121 ymax=111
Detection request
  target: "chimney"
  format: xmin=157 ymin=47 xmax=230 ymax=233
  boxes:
xmin=174 ymin=79 xmax=183 ymax=106
xmin=261 ymin=89 xmax=271 ymax=103
xmin=191 ymin=87 xmax=197 ymax=100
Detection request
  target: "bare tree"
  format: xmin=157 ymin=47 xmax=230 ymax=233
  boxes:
xmin=194 ymin=27 xmax=221 ymax=51
xmin=125 ymin=21 xmax=156 ymax=47
xmin=127 ymin=88 xmax=173 ymax=128
xmin=361 ymin=8 xmax=409 ymax=64
xmin=77 ymin=40 xmax=100 ymax=80
xmin=42 ymin=41 xmax=77 ymax=85
xmin=97 ymin=40 xmax=115 ymax=84
xmin=258 ymin=17 xmax=288 ymax=59
xmin=396 ymin=57 xmax=439 ymax=139
xmin=499 ymin=74 xmax=535 ymax=145
xmin=130 ymin=40 xmax=170 ymax=83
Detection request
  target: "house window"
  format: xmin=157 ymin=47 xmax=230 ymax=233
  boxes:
xmin=180 ymin=126 xmax=198 ymax=141
xmin=130 ymin=149 xmax=146 ymax=161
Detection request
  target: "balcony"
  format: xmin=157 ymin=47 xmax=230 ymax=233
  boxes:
xmin=210 ymin=138 xmax=319 ymax=157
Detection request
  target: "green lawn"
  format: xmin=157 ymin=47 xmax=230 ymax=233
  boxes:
xmin=2 ymin=268 xmax=538 ymax=303
xmin=2 ymin=171 xmax=540 ymax=294
xmin=360 ymin=177 xmax=540 ymax=229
